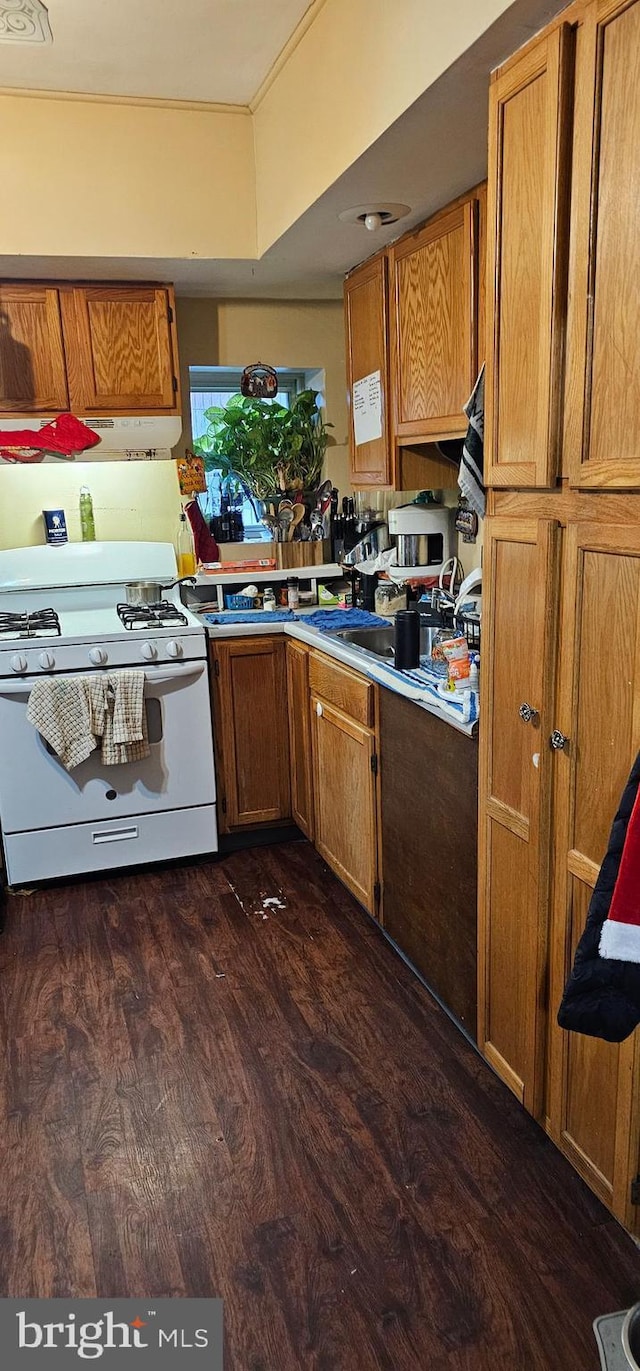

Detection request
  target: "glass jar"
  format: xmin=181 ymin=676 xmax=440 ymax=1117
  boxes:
xmin=375 ymin=580 xmax=408 ymax=619
xmin=263 ymin=587 xmax=276 ymax=612
xmin=287 ymin=577 xmax=300 ymax=611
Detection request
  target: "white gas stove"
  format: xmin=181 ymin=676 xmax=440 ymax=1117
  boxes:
xmin=0 ymin=542 xmax=218 ymax=885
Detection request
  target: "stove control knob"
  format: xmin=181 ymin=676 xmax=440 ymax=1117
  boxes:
xmin=166 ymin=640 xmax=183 ymax=659
xmin=38 ymin=651 xmax=56 ymax=671
xmin=10 ymin=654 xmax=27 ymax=674
xmin=140 ymin=641 xmax=158 ymax=661
xmin=89 ymin=647 xmax=108 ymax=666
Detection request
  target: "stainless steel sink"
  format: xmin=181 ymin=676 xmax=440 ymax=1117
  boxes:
xmin=335 ymin=624 xmax=440 ymax=661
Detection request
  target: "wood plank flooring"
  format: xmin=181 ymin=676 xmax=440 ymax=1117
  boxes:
xmin=0 ymin=841 xmax=638 ymax=1369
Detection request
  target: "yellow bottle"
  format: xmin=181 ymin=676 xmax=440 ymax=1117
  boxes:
xmin=177 ymin=509 xmax=196 ymax=577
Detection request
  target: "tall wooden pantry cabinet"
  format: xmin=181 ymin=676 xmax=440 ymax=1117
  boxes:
xmin=479 ymin=0 xmax=640 ymax=1235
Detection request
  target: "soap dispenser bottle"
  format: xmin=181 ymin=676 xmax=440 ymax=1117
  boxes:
xmin=79 ymin=486 xmax=96 ymax=541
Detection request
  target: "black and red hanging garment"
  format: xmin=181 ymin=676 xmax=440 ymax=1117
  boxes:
xmin=558 ymin=751 xmax=640 ymax=1042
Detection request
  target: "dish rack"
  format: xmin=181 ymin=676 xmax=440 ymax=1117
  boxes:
xmin=224 ymin=593 xmax=256 ymax=610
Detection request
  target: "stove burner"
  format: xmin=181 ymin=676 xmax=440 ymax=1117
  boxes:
xmin=117 ymin=600 xmax=188 ymax=631
xmin=0 ymin=608 xmax=61 ymax=640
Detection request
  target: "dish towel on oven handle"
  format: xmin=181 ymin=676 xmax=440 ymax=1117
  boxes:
xmin=26 ymin=676 xmax=97 ymax=771
xmin=27 ymin=671 xmax=149 ymax=770
xmin=102 ymin=670 xmax=149 ymax=765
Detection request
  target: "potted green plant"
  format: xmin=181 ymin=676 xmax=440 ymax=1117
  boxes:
xmin=193 ymin=388 xmax=332 ymax=503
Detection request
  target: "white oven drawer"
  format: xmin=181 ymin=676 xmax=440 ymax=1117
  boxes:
xmin=3 ymin=803 xmax=218 ymax=885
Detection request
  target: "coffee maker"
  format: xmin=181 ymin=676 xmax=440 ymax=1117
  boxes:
xmin=387 ymin=504 xmax=453 ymax=575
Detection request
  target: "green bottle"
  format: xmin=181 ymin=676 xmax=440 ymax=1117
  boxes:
xmin=79 ymin=486 xmax=96 ymax=541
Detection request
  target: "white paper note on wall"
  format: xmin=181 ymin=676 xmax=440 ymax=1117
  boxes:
xmin=352 ymin=370 xmax=382 ymax=446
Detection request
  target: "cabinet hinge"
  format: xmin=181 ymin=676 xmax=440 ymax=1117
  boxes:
xmin=168 ymin=304 xmax=174 ymax=324
xmin=213 ymin=658 xmax=220 ymax=677
xmin=370 ymin=753 xmax=378 ymax=776
xmin=631 ymin=1176 xmax=640 ymax=1206
xmin=374 ymin=880 xmax=381 ymax=908
xmin=172 ymin=375 xmax=179 ymax=392
xmin=221 ymin=796 xmax=227 ymax=815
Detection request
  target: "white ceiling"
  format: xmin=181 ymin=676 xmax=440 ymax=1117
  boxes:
xmin=0 ymin=0 xmax=313 ymax=104
xmin=0 ymin=0 xmax=566 ymax=297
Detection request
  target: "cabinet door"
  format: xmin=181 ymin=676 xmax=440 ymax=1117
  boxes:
xmin=484 ymin=26 xmax=572 ymax=487
xmin=286 ymin=640 xmax=314 ymax=840
xmin=311 ymin=695 xmax=377 ymax=914
xmin=478 ymin=517 xmax=559 ymax=1116
xmin=212 ymin=638 xmax=291 ymax=828
xmin=0 ymin=285 xmax=68 ymax=412
xmin=390 ymin=199 xmax=477 ymax=443
xmin=565 ymin=0 xmax=640 ymax=488
xmin=344 ymin=253 xmax=393 ymax=488
xmin=548 ymin=524 xmax=640 ymax=1228
xmin=62 ymin=286 xmax=178 ymax=413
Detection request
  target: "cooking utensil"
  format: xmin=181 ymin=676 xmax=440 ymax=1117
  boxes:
xmin=124 ymin=576 xmax=196 ymax=606
xmin=278 ymin=508 xmax=293 ymax=540
xmin=288 ymin=504 xmax=305 ymax=541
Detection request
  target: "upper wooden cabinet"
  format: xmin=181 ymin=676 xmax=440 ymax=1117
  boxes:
xmin=484 ymin=26 xmax=572 ymax=488
xmin=565 ymin=0 xmax=640 ymax=488
xmin=389 ymin=196 xmax=478 ymax=444
xmin=0 ymin=285 xmax=68 ymax=413
xmin=0 ymin=281 xmax=180 ymax=417
xmin=60 ymin=286 xmax=179 ymax=414
xmin=343 ymin=184 xmax=486 ymax=490
xmin=343 ymin=253 xmax=392 ymax=488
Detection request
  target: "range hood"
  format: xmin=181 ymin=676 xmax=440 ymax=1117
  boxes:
xmin=0 ymin=414 xmax=182 ymax=462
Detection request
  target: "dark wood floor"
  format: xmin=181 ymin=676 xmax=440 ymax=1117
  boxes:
xmin=0 ymin=842 xmax=638 ymax=1368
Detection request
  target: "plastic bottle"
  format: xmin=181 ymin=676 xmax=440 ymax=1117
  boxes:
xmin=79 ymin=487 xmax=96 ymax=542
xmin=469 ymin=652 xmax=480 ymax=693
xmin=287 ymin=577 xmax=300 ymax=611
xmin=177 ymin=509 xmax=196 ymax=577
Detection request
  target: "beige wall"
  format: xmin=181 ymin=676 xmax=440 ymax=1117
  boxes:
xmin=176 ymin=297 xmax=351 ymax=494
xmin=253 ymin=0 xmax=512 ymax=253
xmin=0 ymin=461 xmax=182 ymax=550
xmin=0 ymin=297 xmax=350 ymax=551
xmin=0 ymin=94 xmax=256 ymax=259
xmin=0 ymin=0 xmax=513 ymax=261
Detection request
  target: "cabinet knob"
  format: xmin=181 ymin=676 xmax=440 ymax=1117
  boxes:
xmin=519 ymin=702 xmax=539 ymax=725
xmin=550 ymin=729 xmax=569 ymax=752
xmin=316 ymin=701 xmax=323 ymax=716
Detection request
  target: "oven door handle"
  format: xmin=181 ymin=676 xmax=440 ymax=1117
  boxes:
xmin=0 ymin=661 xmax=207 ymax=697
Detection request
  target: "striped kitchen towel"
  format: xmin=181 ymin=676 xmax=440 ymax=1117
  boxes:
xmin=458 ymin=363 xmax=485 ymax=519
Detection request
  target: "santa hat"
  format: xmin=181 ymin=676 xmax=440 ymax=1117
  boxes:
xmin=599 ymin=785 xmax=640 ymax=962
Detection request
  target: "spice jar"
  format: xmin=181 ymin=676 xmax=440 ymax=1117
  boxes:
xmin=287 ymin=577 xmax=300 ymax=611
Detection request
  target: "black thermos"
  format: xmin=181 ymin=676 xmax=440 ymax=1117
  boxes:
xmin=394 ymin=609 xmax=421 ymax=671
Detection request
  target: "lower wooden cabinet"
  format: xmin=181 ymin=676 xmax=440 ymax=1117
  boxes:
xmin=481 ymin=497 xmax=640 ymax=1235
xmin=286 ymin=640 xmax=314 ymax=840
xmin=310 ymin=691 xmax=379 ymax=915
xmin=547 ymin=521 xmax=640 ymax=1230
xmin=210 ymin=637 xmax=291 ymax=830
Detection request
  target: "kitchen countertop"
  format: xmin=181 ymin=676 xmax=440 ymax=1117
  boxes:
xmin=201 ymin=611 xmax=479 ymax=738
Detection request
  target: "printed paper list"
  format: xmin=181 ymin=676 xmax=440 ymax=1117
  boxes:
xmin=352 ymin=371 xmax=382 ymax=446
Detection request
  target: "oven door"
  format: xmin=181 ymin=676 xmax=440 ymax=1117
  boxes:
xmin=0 ymin=661 xmax=216 ymax=834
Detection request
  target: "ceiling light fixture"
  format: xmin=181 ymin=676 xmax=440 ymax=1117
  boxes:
xmin=338 ymin=203 xmax=411 ymax=232
xmin=0 ymin=0 xmax=52 ymax=44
